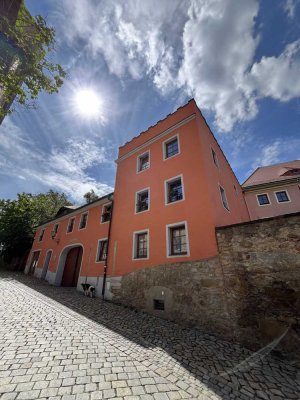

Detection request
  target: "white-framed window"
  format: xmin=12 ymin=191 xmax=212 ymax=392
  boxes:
xmin=79 ymin=212 xmax=88 ymax=229
xmin=38 ymin=229 xmax=45 ymax=242
xmin=66 ymin=217 xmax=75 ymax=233
xmin=135 ymin=188 xmax=150 ymax=213
xmin=132 ymin=229 xmax=149 ymax=260
xmin=29 ymin=250 xmax=41 ymax=271
xmin=137 ymin=151 xmax=150 ymax=173
xmin=51 ymin=223 xmax=59 ymax=239
xmin=234 ymin=185 xmax=238 ymax=196
xmin=275 ymin=190 xmax=290 ymax=203
xmin=165 ymin=175 xmax=184 ymax=205
xmin=219 ymin=185 xmax=229 ymax=211
xmin=211 ymin=147 xmax=219 ymax=167
xmin=101 ymin=203 xmax=112 ymax=223
xmin=257 ymin=193 xmax=270 ymax=206
xmin=96 ymin=239 xmax=108 ymax=262
xmin=163 ymin=134 xmax=180 ymax=160
xmin=166 ymin=221 xmax=190 ymax=258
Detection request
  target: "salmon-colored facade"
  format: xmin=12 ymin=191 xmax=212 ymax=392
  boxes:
xmin=25 ymin=195 xmax=113 ymax=288
xmin=109 ymin=100 xmax=249 ymax=278
xmin=27 ymin=100 xmax=250 ymax=296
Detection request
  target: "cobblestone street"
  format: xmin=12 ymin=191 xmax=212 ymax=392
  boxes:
xmin=0 ymin=271 xmax=299 ymax=400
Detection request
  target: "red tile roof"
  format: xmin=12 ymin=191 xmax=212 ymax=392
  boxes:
xmin=243 ymin=160 xmax=300 ymax=187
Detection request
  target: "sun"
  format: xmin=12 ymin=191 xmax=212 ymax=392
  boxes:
xmin=75 ymin=89 xmax=102 ymax=118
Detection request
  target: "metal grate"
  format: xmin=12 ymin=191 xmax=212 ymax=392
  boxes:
xmin=153 ymin=299 xmax=165 ymax=311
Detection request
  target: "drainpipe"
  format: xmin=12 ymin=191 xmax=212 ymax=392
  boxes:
xmin=85 ymin=247 xmax=92 ymax=284
xmin=102 ymin=194 xmax=114 ymax=300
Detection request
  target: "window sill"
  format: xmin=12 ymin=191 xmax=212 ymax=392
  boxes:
xmin=135 ymin=209 xmax=149 ymax=214
xmin=164 ymin=152 xmax=179 ymax=161
xmin=137 ymin=168 xmax=150 ymax=174
xmin=165 ymin=198 xmax=184 ymax=206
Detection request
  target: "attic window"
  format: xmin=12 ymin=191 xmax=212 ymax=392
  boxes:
xmin=282 ymin=168 xmax=300 ymax=176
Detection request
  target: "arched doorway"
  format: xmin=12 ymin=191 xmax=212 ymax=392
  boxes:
xmin=54 ymin=243 xmax=84 ymax=286
xmin=41 ymin=250 xmax=52 ymax=280
xmin=61 ymin=247 xmax=83 ymax=287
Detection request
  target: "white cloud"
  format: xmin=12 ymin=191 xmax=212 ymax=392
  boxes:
xmin=251 ymin=137 xmax=300 ymax=170
xmin=0 ymin=118 xmax=113 ymax=202
xmin=178 ymin=0 xmax=259 ymax=131
xmin=283 ymin=0 xmax=299 ymax=18
xmin=248 ymin=40 xmax=300 ymax=101
xmin=56 ymin=0 xmax=186 ymax=89
xmin=55 ymin=0 xmax=300 ymax=133
xmin=225 ymin=129 xmax=254 ymax=159
xmin=49 ymin=139 xmax=107 ymax=174
xmin=253 ymin=140 xmax=281 ymax=168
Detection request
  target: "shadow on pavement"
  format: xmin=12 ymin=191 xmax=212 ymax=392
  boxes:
xmin=1 ymin=270 xmax=299 ymax=400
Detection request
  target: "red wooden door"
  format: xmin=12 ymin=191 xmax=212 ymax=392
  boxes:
xmin=61 ymin=247 xmax=83 ymax=287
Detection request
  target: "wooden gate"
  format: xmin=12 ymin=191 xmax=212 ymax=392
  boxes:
xmin=61 ymin=247 xmax=83 ymax=287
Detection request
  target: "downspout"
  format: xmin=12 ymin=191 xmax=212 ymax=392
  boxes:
xmin=102 ymin=194 xmax=114 ymax=300
xmin=85 ymin=247 xmax=92 ymax=284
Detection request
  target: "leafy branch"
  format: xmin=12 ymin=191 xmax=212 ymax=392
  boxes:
xmin=0 ymin=3 xmax=66 ymax=120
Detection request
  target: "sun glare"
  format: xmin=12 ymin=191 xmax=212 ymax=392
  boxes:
xmin=75 ymin=89 xmax=102 ymax=118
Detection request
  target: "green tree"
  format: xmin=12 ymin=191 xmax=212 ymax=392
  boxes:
xmin=0 ymin=1 xmax=66 ymax=121
xmin=0 ymin=190 xmax=71 ymax=265
xmin=84 ymin=189 xmax=99 ymax=204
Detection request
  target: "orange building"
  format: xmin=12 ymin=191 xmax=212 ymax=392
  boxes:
xmin=26 ymin=100 xmax=250 ymax=298
xmin=25 ymin=194 xmax=113 ymax=289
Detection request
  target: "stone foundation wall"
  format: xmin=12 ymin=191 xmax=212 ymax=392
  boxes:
xmin=111 ymin=213 xmax=300 ymax=358
xmin=110 ymin=256 xmax=236 ymax=337
xmin=216 ymin=212 xmax=300 ymax=357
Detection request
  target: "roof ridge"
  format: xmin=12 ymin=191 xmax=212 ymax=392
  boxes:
xmin=256 ymin=159 xmax=300 ymax=169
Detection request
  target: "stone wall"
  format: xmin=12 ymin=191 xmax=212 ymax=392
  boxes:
xmin=110 ymin=256 xmax=236 ymax=337
xmin=216 ymin=212 xmax=300 ymax=358
xmin=110 ymin=212 xmax=300 ymax=358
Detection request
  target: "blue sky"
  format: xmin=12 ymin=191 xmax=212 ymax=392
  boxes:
xmin=0 ymin=0 xmax=299 ymax=204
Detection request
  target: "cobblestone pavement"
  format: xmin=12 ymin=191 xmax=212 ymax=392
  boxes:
xmin=0 ymin=271 xmax=299 ymax=400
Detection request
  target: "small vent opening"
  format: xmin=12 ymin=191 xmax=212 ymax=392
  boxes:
xmin=153 ymin=299 xmax=165 ymax=311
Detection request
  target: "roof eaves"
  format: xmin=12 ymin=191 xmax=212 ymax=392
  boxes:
xmin=241 ymin=167 xmax=261 ymax=186
xmin=36 ymin=192 xmax=114 ymax=229
xmin=242 ymin=177 xmax=300 ymax=192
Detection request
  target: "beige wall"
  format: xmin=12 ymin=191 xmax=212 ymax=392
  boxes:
xmin=244 ymin=183 xmax=300 ymax=220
